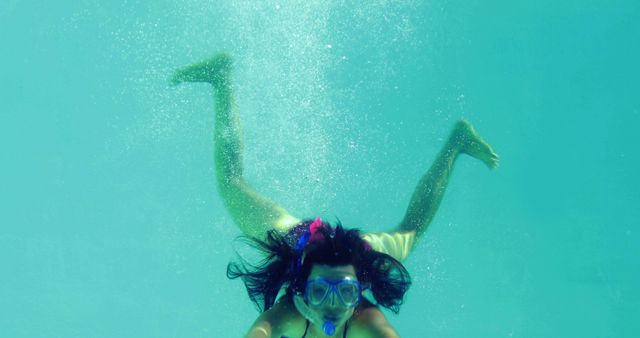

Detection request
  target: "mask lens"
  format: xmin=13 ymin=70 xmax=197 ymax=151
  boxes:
xmin=338 ymin=282 xmax=359 ymax=306
xmin=307 ymin=281 xmax=330 ymax=306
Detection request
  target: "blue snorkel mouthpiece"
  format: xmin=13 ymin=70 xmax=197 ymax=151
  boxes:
xmin=322 ymin=320 xmax=336 ymax=336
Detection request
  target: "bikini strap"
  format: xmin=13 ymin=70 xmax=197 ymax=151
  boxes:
xmin=301 ymin=319 xmax=310 ymax=338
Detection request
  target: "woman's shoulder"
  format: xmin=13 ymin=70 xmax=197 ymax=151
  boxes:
xmin=264 ymin=297 xmax=307 ymax=336
xmin=244 ymin=297 xmax=306 ymax=338
xmin=348 ymin=299 xmax=400 ymax=338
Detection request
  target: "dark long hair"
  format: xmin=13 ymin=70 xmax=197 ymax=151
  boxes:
xmin=227 ymin=219 xmax=411 ymax=313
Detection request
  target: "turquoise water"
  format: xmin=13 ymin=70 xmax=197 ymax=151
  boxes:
xmin=2 ymin=1 xmax=638 ymax=337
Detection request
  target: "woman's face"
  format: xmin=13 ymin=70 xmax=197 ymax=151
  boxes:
xmin=305 ymin=264 xmax=359 ymax=328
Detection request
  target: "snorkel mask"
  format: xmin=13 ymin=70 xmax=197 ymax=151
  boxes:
xmin=293 ymin=278 xmax=361 ymax=336
xmin=305 ymin=278 xmax=362 ymax=308
xmin=305 ymin=277 xmax=362 ymax=336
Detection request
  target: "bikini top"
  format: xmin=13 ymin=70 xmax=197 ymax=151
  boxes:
xmin=281 ymin=319 xmax=349 ymax=338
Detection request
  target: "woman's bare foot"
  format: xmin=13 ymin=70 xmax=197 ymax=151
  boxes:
xmin=450 ymin=119 xmax=500 ymax=169
xmin=170 ymin=53 xmax=233 ymax=88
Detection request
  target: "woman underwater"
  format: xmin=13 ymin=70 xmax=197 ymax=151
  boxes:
xmin=172 ymin=53 xmax=499 ymax=338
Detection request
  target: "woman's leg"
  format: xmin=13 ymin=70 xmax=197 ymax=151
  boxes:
xmin=363 ymin=119 xmax=498 ymax=261
xmin=172 ymin=53 xmax=300 ymax=238
xmin=400 ymin=119 xmax=498 ymax=234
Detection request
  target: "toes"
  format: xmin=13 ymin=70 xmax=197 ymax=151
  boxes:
xmin=169 ymin=74 xmax=181 ymax=86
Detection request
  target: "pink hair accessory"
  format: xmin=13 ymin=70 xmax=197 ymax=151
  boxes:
xmin=309 ymin=216 xmax=325 ymax=242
